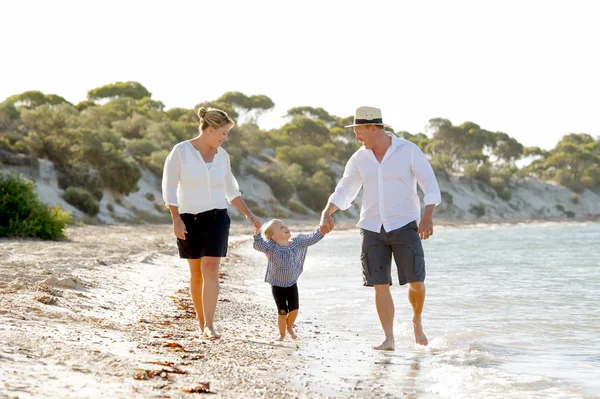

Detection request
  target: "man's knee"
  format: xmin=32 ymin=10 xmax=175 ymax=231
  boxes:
xmin=408 ymin=281 xmax=425 ymax=293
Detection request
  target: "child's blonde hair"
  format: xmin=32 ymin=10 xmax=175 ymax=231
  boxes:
xmin=261 ymin=219 xmax=282 ymax=241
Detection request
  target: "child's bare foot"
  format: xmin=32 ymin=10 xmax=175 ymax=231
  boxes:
xmin=287 ymin=328 xmax=297 ymax=340
xmin=203 ymin=326 xmax=221 ymax=339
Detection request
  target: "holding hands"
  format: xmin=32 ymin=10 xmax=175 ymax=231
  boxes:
xmin=320 ymin=212 xmax=334 ymax=235
xmin=247 ymin=213 xmax=262 ymax=231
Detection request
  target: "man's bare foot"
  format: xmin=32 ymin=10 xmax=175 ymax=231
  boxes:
xmin=373 ymin=337 xmax=395 ymax=351
xmin=203 ymin=326 xmax=221 ymax=339
xmin=414 ymin=322 xmax=428 ymax=346
xmin=287 ymin=328 xmax=297 ymax=340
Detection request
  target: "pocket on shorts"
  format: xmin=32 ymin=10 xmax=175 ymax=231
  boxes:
xmin=413 ymin=247 xmax=425 ymax=276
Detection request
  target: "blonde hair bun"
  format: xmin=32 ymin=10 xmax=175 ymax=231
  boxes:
xmin=197 ymin=107 xmax=208 ymax=119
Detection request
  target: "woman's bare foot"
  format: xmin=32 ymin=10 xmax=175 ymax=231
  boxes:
xmin=276 ymin=334 xmax=285 ymax=341
xmin=203 ymin=326 xmax=221 ymax=339
xmin=373 ymin=337 xmax=395 ymax=351
xmin=287 ymin=328 xmax=297 ymax=340
xmin=414 ymin=322 xmax=428 ymax=346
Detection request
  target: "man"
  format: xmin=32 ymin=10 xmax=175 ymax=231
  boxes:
xmin=320 ymin=106 xmax=441 ymax=351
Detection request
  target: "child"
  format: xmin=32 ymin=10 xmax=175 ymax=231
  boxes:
xmin=253 ymin=219 xmax=329 ymax=341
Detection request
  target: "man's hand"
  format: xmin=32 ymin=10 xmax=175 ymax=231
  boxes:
xmin=320 ymin=213 xmax=335 ymax=232
xmin=246 ymin=213 xmax=261 ymax=230
xmin=173 ymin=218 xmax=187 ymax=240
xmin=418 ymin=216 xmax=434 ymax=240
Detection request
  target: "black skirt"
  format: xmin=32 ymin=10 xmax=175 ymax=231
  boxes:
xmin=177 ymin=209 xmax=231 ymax=259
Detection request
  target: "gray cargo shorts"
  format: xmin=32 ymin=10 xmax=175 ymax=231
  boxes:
xmin=359 ymin=221 xmax=425 ymax=286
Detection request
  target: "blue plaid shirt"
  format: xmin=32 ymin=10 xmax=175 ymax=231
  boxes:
xmin=253 ymin=229 xmax=324 ymax=287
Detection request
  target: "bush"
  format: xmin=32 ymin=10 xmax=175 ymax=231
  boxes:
xmin=64 ymin=187 xmax=100 ymax=216
xmin=571 ymin=193 xmax=580 ymax=204
xmin=0 ymin=172 xmax=70 ymax=239
xmin=100 ymin=156 xmax=141 ymax=195
xmin=243 ymin=199 xmax=267 ymax=217
xmin=464 ymin=162 xmax=491 ymax=183
xmin=144 ymin=192 xmax=155 ymax=201
xmin=106 ymin=203 xmax=115 ymax=212
xmin=142 ymin=150 xmax=169 ymax=177
xmin=254 ymin=163 xmax=303 ymax=204
xmin=297 ymin=171 xmax=336 ymax=212
xmin=565 ymin=211 xmax=576 ymax=218
xmin=440 ymin=191 xmax=454 ymax=205
xmin=469 ymin=203 xmax=486 ymax=218
xmin=57 ymin=163 xmax=103 ymax=201
xmin=287 ymin=199 xmax=310 ymax=215
xmin=490 ymin=176 xmax=511 ymax=201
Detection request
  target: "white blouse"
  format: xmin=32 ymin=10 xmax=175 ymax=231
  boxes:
xmin=162 ymin=141 xmax=242 ymax=214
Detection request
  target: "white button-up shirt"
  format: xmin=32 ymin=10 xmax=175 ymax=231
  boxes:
xmin=328 ymin=135 xmax=441 ymax=233
xmin=162 ymin=141 xmax=241 ymax=214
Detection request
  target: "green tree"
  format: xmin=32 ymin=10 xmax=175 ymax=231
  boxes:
xmin=87 ymin=81 xmax=151 ymax=101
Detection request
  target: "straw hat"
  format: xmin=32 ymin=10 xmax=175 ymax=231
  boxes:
xmin=345 ymin=106 xmax=391 ymax=128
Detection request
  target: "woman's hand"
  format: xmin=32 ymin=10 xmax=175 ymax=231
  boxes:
xmin=246 ymin=213 xmax=261 ymax=230
xmin=173 ymin=218 xmax=187 ymax=240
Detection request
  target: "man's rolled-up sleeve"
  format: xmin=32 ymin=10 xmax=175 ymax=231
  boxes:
xmin=328 ymin=155 xmax=363 ymax=210
xmin=412 ymin=146 xmax=442 ymax=206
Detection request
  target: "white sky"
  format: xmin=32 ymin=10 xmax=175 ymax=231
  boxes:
xmin=1 ymin=0 xmax=598 ymax=150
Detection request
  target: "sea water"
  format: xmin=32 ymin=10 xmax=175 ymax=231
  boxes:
xmin=243 ymin=222 xmax=600 ymax=398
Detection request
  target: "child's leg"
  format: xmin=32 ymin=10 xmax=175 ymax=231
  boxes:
xmin=277 ymin=314 xmax=287 ymax=340
xmin=271 ymin=285 xmax=288 ymax=340
xmin=286 ymin=283 xmax=299 ymax=339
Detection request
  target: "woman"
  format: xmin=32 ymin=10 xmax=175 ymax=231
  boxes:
xmin=162 ymin=106 xmax=261 ymax=339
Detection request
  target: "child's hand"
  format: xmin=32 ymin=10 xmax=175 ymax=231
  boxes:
xmin=319 ymin=225 xmax=331 ymax=235
xmin=253 ymin=225 xmax=261 ymax=235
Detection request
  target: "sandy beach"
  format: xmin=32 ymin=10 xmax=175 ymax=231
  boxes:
xmin=2 ymin=218 xmax=599 ymax=399
xmin=0 ymin=222 xmax=341 ymax=399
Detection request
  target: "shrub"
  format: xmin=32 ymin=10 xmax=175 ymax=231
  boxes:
xmin=565 ymin=211 xmax=576 ymax=218
xmin=254 ymin=163 xmax=303 ymax=204
xmin=126 ymin=138 xmax=159 ymax=159
xmin=0 ymin=172 xmax=70 ymax=239
xmin=106 ymin=203 xmax=115 ymax=212
xmin=287 ymin=199 xmax=310 ymax=215
xmin=490 ymin=176 xmax=511 ymax=201
xmin=571 ymin=193 xmax=580 ymax=204
xmin=469 ymin=203 xmax=486 ymax=218
xmin=464 ymin=162 xmax=491 ymax=183
xmin=100 ymin=156 xmax=141 ymax=195
xmin=297 ymin=171 xmax=336 ymax=212
xmin=440 ymin=191 xmax=454 ymax=205
xmin=144 ymin=192 xmax=155 ymax=201
xmin=57 ymin=163 xmax=103 ymax=201
xmin=64 ymin=187 xmax=100 ymax=216
xmin=243 ymin=199 xmax=268 ymax=218
xmin=142 ymin=150 xmax=169 ymax=177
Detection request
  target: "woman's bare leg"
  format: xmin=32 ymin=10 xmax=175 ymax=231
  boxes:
xmin=187 ymin=259 xmax=204 ymax=333
xmin=200 ymin=256 xmax=221 ymax=338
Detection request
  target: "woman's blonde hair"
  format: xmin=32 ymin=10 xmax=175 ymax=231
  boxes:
xmin=197 ymin=107 xmax=235 ymax=132
xmin=261 ymin=219 xmax=282 ymax=241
